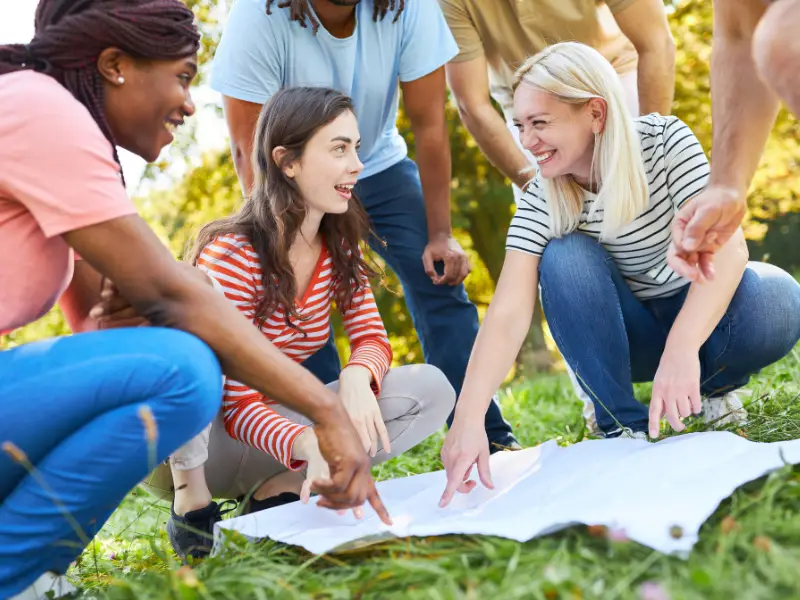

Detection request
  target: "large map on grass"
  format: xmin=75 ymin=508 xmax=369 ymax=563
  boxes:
xmin=214 ymin=432 xmax=800 ymax=556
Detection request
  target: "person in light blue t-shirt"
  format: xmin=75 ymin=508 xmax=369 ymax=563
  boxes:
xmin=210 ymin=0 xmax=518 ymax=452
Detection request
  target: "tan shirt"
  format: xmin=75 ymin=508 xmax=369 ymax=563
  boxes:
xmin=439 ymin=0 xmax=639 ymax=113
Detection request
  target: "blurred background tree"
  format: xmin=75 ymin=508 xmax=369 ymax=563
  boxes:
xmin=4 ymin=0 xmax=798 ymax=382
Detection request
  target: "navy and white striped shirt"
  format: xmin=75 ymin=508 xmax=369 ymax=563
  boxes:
xmin=506 ymin=114 xmax=709 ymax=300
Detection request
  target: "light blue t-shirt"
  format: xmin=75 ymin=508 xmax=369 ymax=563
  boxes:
xmin=211 ymin=0 xmax=459 ymax=179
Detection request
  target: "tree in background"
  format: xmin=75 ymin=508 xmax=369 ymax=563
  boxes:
xmin=4 ymin=1 xmax=797 ymax=372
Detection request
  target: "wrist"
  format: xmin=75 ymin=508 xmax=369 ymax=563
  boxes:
xmin=291 ymin=428 xmax=318 ymax=461
xmin=706 ymin=182 xmax=746 ymax=204
xmin=664 ymin=331 xmax=702 ymax=357
xmin=340 ymin=364 xmax=372 ymax=385
xmin=452 ymin=397 xmax=485 ymax=428
xmin=307 ymin=387 xmax=351 ymax=429
xmin=427 ymin=230 xmax=453 ymax=244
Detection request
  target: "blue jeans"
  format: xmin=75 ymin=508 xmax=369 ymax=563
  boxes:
xmin=302 ymin=157 xmax=515 ymax=445
xmin=538 ymin=233 xmax=800 ymax=434
xmin=0 ymin=328 xmax=222 ymax=598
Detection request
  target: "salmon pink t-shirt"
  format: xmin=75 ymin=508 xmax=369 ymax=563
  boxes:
xmin=0 ymin=71 xmax=137 ymax=335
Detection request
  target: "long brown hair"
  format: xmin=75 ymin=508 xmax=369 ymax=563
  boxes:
xmin=0 ymin=0 xmax=200 ymax=181
xmin=190 ymin=87 xmax=377 ymax=328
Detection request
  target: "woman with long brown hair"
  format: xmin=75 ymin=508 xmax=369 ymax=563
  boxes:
xmin=142 ymin=86 xmax=456 ymax=561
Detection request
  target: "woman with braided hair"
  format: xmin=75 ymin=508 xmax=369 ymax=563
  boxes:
xmin=0 ymin=2 xmax=388 ymax=597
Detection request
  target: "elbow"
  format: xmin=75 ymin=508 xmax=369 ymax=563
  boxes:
xmin=133 ymin=263 xmax=207 ymax=328
xmin=663 ymin=33 xmax=677 ymax=66
xmin=230 ymin=141 xmax=248 ymax=174
xmin=230 ymin=139 xmax=252 ymax=194
xmin=453 ymin=97 xmax=482 ymax=132
xmin=734 ymin=231 xmax=750 ymax=271
xmin=637 ymin=30 xmax=676 ymax=66
xmin=726 ymin=229 xmax=750 ymax=277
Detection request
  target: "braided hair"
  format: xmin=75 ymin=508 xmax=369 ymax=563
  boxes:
xmin=266 ymin=0 xmax=404 ymax=34
xmin=0 ymin=0 xmax=200 ymax=177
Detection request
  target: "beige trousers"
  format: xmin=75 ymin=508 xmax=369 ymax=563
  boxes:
xmin=140 ymin=364 xmax=455 ymax=501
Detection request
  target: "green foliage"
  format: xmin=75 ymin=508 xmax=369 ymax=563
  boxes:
xmin=6 ymin=0 xmax=797 ymax=363
xmin=67 ymin=344 xmax=800 ymax=599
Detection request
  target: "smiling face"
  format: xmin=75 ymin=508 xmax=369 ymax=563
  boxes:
xmin=100 ymin=48 xmax=198 ymax=163
xmin=280 ymin=110 xmax=364 ymax=216
xmin=512 ymin=84 xmax=605 ymax=185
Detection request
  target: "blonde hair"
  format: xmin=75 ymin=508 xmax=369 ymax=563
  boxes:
xmin=512 ymin=42 xmax=649 ymax=240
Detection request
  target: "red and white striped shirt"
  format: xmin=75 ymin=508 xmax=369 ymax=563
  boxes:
xmin=197 ymin=234 xmax=392 ymax=470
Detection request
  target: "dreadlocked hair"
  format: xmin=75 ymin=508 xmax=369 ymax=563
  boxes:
xmin=0 ymin=0 xmax=200 ymax=184
xmin=265 ymin=0 xmax=404 ymax=34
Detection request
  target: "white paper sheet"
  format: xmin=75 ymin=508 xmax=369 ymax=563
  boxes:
xmin=213 ymin=432 xmax=800 ymax=556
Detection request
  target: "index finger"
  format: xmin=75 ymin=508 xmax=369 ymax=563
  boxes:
xmin=312 ymin=479 xmax=365 ymax=509
xmin=683 ymin=203 xmax=719 ymax=252
xmin=648 ymin=395 xmax=664 ymax=439
xmin=375 ymin=415 xmax=391 ymax=456
xmin=313 ymin=460 xmax=364 ymax=507
xmin=439 ymin=457 xmax=474 ymax=508
xmin=671 ymin=210 xmax=689 ymax=250
xmin=664 ymin=397 xmax=686 ymax=433
xmin=440 ymin=253 xmax=461 ymax=285
xmin=422 ymin=250 xmax=438 ymax=281
xmin=366 ymin=483 xmax=392 ymax=526
xmin=667 ymin=244 xmax=700 ymax=282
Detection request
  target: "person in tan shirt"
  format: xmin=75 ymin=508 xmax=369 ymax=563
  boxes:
xmin=439 ymin=0 xmax=675 ymax=434
xmin=439 ymin=0 xmax=676 ymax=198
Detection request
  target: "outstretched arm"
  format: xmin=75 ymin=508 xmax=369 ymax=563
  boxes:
xmin=439 ymin=250 xmax=539 ymax=507
xmin=669 ymin=0 xmax=779 ymax=277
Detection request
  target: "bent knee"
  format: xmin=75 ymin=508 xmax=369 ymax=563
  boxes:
xmin=147 ymin=328 xmax=223 ymax=424
xmin=391 ymin=364 xmax=455 ymax=422
xmin=738 ymin=263 xmax=800 ymax=353
xmin=540 ymin=233 xmax=605 ymax=275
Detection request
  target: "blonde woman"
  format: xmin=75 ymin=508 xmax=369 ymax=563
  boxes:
xmin=439 ymin=42 xmax=800 ymax=505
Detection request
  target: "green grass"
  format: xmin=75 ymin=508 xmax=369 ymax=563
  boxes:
xmin=66 ymin=348 xmax=800 ymax=600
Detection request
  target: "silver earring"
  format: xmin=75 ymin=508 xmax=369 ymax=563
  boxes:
xmin=117 ymin=76 xmax=125 ymax=85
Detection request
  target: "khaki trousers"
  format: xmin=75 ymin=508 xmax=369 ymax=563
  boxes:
xmin=141 ymin=364 xmax=455 ymax=501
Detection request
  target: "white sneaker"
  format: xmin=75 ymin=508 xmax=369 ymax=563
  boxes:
xmin=10 ymin=572 xmax=77 ymax=600
xmin=702 ymin=389 xmax=750 ymax=428
xmin=618 ymin=428 xmax=649 ymax=441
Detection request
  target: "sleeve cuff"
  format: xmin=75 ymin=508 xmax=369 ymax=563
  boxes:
xmin=450 ymin=46 xmax=484 ymax=63
xmin=209 ymin=79 xmax=270 ymax=106
xmin=284 ymin=424 xmax=311 ymax=471
xmin=347 ymin=343 xmax=392 ymax=397
xmin=399 ymin=44 xmax=459 ymax=83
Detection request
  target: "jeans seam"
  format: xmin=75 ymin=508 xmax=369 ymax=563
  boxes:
xmin=711 ymin=311 xmax=733 ymax=364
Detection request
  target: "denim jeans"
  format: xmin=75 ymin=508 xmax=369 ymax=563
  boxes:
xmin=0 ymin=328 xmax=222 ymax=598
xmin=538 ymin=233 xmax=800 ymax=434
xmin=302 ymin=157 xmax=515 ymax=446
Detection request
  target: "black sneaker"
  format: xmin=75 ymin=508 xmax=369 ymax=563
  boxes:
xmin=167 ymin=500 xmax=236 ymax=562
xmin=239 ymin=491 xmax=300 ymax=515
